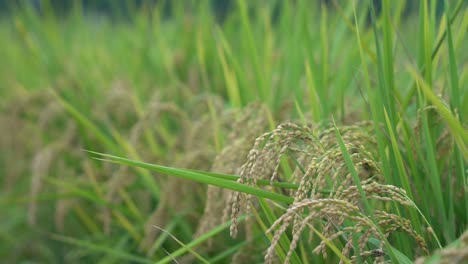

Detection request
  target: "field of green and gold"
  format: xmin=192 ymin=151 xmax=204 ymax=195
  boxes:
xmin=0 ymin=1 xmax=467 ymax=263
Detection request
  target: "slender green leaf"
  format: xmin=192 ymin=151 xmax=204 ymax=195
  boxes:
xmin=89 ymin=151 xmax=294 ymax=204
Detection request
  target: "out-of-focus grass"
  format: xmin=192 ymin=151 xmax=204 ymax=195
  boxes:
xmin=0 ymin=0 xmax=466 ymax=263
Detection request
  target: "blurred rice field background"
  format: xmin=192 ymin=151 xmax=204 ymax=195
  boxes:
xmin=0 ymin=0 xmax=467 ymax=263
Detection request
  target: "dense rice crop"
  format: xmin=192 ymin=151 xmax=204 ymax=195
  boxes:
xmin=1 ymin=0 xmax=467 ymax=263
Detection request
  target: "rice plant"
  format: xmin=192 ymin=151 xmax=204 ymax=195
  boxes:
xmin=1 ymin=0 xmax=466 ymax=263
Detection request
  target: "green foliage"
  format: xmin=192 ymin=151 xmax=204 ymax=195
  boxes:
xmin=0 ymin=0 xmax=466 ymax=263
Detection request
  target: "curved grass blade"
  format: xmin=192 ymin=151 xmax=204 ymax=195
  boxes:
xmin=156 ymin=216 xmax=247 ymax=264
xmin=88 ymin=151 xmax=294 ymax=204
xmin=49 ymin=234 xmax=153 ymax=264
xmin=153 ymin=225 xmax=209 ymax=264
xmin=182 ymin=168 xmax=300 ymax=190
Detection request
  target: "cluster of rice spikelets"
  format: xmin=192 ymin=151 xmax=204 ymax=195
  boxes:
xmin=1 ymin=92 xmax=54 ymax=192
xmin=92 ymin=85 xmax=235 ymax=254
xmin=2 ymin=84 xmax=440 ymax=262
xmin=196 ymin=102 xmax=270 ymax=237
xmin=228 ymin=121 xmax=377 ymax=237
xmin=1 ymin=91 xmax=86 ymax=231
xmin=265 ymin=183 xmax=428 ymax=263
xmin=224 ymin=121 xmax=428 ymax=263
xmin=5 ymin=91 xmax=83 ymax=228
xmin=3 ymin=83 xmax=259 ymax=257
xmin=138 ymin=100 xmax=269 ymax=257
xmin=170 ymin=103 xmax=271 ymax=264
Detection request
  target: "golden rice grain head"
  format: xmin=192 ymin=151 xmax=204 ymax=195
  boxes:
xmin=196 ymin=103 xmax=270 ymax=242
xmin=375 ymin=211 xmax=429 ymax=255
xmin=265 ymin=198 xmax=363 ymax=263
xmin=29 ymin=145 xmax=59 ymax=225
